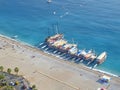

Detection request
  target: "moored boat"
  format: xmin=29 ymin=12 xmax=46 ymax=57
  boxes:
xmin=68 ymin=46 xmax=78 ymax=55
xmin=52 ymin=39 xmax=67 ymax=48
xmin=84 ymin=50 xmax=94 ymax=60
xmin=11 ymin=35 xmax=18 ymax=39
xmin=40 ymin=33 xmax=107 ymax=67
xmin=87 ymin=54 xmax=97 ymax=65
xmin=47 ymin=0 xmax=52 ymax=3
xmin=45 ymin=34 xmax=63 ymax=44
xmin=96 ymin=52 xmax=107 ymax=64
xmin=60 ymin=44 xmax=77 ymax=52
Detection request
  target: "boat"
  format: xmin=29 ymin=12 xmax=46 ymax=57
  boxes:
xmin=11 ymin=35 xmax=18 ymax=39
xmin=96 ymin=52 xmax=107 ymax=64
xmin=77 ymin=50 xmax=82 ymax=56
xmin=84 ymin=50 xmax=93 ymax=60
xmin=59 ymin=44 xmax=77 ymax=53
xmin=47 ymin=0 xmax=52 ymax=3
xmin=52 ymin=39 xmax=67 ymax=48
xmin=45 ymin=34 xmax=63 ymax=45
xmin=40 ymin=33 xmax=107 ymax=67
xmin=87 ymin=54 xmax=97 ymax=65
xmin=68 ymin=46 xmax=78 ymax=55
xmin=79 ymin=50 xmax=87 ymax=57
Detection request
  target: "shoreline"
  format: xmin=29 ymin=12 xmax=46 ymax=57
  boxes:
xmin=0 ymin=34 xmax=120 ymax=90
xmin=0 ymin=34 xmax=119 ymax=78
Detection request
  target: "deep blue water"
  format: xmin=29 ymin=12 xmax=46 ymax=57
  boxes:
xmin=0 ymin=0 xmax=120 ymax=75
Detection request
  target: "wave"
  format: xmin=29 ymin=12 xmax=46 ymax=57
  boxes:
xmin=0 ymin=34 xmax=36 ymax=48
xmin=93 ymin=68 xmax=118 ymax=77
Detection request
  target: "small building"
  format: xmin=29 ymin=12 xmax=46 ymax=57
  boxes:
xmin=100 ymin=75 xmax=111 ymax=83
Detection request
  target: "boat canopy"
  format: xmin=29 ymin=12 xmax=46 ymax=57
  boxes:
xmin=53 ymin=39 xmax=67 ymax=47
xmin=63 ymin=44 xmax=76 ymax=49
xmin=69 ymin=47 xmax=78 ymax=54
xmin=80 ymin=50 xmax=87 ymax=55
xmin=90 ymin=55 xmax=97 ymax=59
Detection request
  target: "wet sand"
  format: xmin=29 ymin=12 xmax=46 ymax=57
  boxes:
xmin=0 ymin=35 xmax=120 ymax=90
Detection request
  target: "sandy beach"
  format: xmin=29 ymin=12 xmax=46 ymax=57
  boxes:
xmin=0 ymin=35 xmax=120 ymax=90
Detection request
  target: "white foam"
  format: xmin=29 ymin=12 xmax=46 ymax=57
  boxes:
xmin=0 ymin=34 xmax=35 ymax=48
xmin=93 ymin=68 xmax=118 ymax=77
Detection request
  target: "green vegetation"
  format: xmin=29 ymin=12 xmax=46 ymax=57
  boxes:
xmin=2 ymin=86 xmax=14 ymax=90
xmin=0 ymin=66 xmax=37 ymax=90
xmin=14 ymin=67 xmax=19 ymax=75
xmin=0 ymin=66 xmax=4 ymax=72
xmin=0 ymin=74 xmax=5 ymax=80
xmin=7 ymin=68 xmax=12 ymax=74
xmin=32 ymin=85 xmax=36 ymax=89
xmin=32 ymin=85 xmax=37 ymax=90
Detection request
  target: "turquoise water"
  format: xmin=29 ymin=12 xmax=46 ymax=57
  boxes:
xmin=0 ymin=0 xmax=120 ymax=76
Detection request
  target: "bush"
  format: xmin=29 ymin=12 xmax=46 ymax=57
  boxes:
xmin=0 ymin=74 xmax=5 ymax=80
xmin=3 ymin=86 xmax=14 ymax=90
xmin=7 ymin=68 xmax=12 ymax=74
xmin=0 ymin=66 xmax=4 ymax=72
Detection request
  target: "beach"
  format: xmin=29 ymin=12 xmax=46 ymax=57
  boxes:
xmin=0 ymin=35 xmax=120 ymax=90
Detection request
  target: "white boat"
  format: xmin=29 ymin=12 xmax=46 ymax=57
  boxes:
xmin=47 ymin=0 xmax=52 ymax=3
xmin=11 ymin=35 xmax=18 ymax=39
xmin=96 ymin=52 xmax=107 ymax=64
xmin=80 ymin=50 xmax=87 ymax=56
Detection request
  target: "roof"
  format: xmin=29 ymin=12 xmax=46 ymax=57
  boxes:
xmin=100 ymin=75 xmax=111 ymax=81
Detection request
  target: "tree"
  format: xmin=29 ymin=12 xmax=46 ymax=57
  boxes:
xmin=14 ymin=67 xmax=19 ymax=75
xmin=0 ymin=66 xmax=4 ymax=72
xmin=7 ymin=68 xmax=12 ymax=74
xmin=31 ymin=85 xmax=37 ymax=90
xmin=32 ymin=85 xmax=36 ymax=89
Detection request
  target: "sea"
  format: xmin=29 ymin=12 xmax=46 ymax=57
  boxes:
xmin=0 ymin=0 xmax=120 ymax=76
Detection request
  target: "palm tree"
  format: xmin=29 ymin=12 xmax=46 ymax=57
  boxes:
xmin=7 ymin=68 xmax=12 ymax=74
xmin=0 ymin=66 xmax=4 ymax=72
xmin=32 ymin=85 xmax=36 ymax=89
xmin=14 ymin=67 xmax=19 ymax=75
